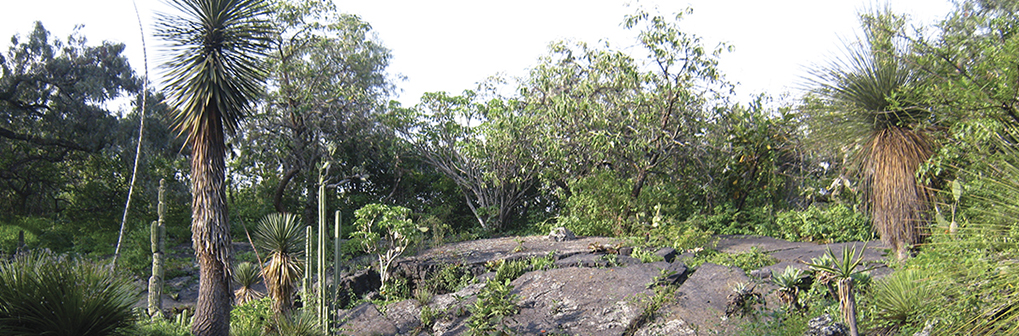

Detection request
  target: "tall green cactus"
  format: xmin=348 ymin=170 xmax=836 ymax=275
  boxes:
xmin=147 ymin=179 xmax=166 ymax=317
xmin=317 ymin=173 xmax=327 ymax=331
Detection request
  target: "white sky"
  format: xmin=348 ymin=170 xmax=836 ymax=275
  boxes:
xmin=1 ymin=0 xmax=955 ymax=107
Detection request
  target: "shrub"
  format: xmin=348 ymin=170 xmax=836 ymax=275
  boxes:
xmin=770 ymin=204 xmax=872 ymax=243
xmin=0 ymin=252 xmax=137 ymax=336
xmin=690 ymin=247 xmax=778 ymax=271
xmin=467 ymin=279 xmax=519 ymax=336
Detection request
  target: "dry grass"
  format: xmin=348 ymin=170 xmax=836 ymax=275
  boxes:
xmin=861 ymin=127 xmax=933 ymax=259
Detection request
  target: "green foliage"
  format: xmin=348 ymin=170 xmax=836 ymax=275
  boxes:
xmin=423 ymin=263 xmax=475 ymax=295
xmin=866 ymin=269 xmax=940 ymax=332
xmin=690 ymin=247 xmax=778 ymax=272
xmin=644 ymin=219 xmax=717 ymax=252
xmin=352 ymin=203 xmax=422 ymax=288
xmin=0 ymin=252 xmax=137 ymax=336
xmin=631 ymin=246 xmax=665 ymax=263
xmin=233 ymin=261 xmax=263 ymax=305
xmin=487 ymin=252 xmax=557 ymax=283
xmin=467 ymin=279 xmax=519 ymax=336
xmin=766 ymin=204 xmax=872 ymax=243
xmin=230 ymin=297 xmax=272 ymax=336
xmin=130 ymin=314 xmax=192 ymax=336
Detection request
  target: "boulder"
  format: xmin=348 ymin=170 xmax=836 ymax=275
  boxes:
xmin=547 ymin=227 xmax=576 ymax=242
xmin=803 ymin=314 xmax=849 ymax=336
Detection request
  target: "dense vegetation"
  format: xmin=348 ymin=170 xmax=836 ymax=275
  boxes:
xmin=5 ymin=0 xmax=1019 ymax=334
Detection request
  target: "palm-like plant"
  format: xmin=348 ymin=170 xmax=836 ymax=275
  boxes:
xmin=254 ymin=213 xmax=305 ymax=315
xmin=233 ymin=261 xmax=263 ymax=305
xmin=156 ymin=0 xmax=271 ymax=335
xmin=771 ymin=266 xmax=806 ymax=310
xmin=808 ymin=10 xmax=933 ymax=261
xmin=808 ymin=244 xmax=874 ymax=336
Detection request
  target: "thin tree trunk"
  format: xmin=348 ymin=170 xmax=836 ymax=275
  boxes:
xmin=112 ymin=0 xmax=150 ymax=267
xmin=190 ymin=118 xmax=233 ymax=336
xmin=838 ymin=278 xmax=858 ymax=336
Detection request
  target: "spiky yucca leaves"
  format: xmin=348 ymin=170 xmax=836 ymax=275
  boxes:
xmin=156 ymin=0 xmax=272 ymax=334
xmin=233 ymin=261 xmax=263 ymax=305
xmin=265 ymin=311 xmax=324 ymax=336
xmin=254 ymin=213 xmax=305 ymax=315
xmin=0 ymin=253 xmax=137 ymax=336
xmin=808 ymin=245 xmax=873 ymax=336
xmin=869 ymin=269 xmax=939 ymax=332
xmin=772 ymin=266 xmax=806 ymax=309
xmin=807 ymin=9 xmax=934 ymax=261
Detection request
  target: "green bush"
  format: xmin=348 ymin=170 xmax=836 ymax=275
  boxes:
xmin=230 ymin=297 xmax=272 ymax=336
xmin=558 ymin=169 xmax=696 ymax=237
xmin=690 ymin=247 xmax=778 ymax=271
xmin=467 ymin=279 xmax=519 ymax=336
xmin=0 ymin=252 xmax=137 ymax=336
xmin=769 ymin=204 xmax=872 ymax=243
xmin=423 ymin=263 xmax=475 ymax=295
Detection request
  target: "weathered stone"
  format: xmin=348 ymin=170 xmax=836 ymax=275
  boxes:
xmin=803 ymin=314 xmax=849 ymax=336
xmin=547 ymin=226 xmax=576 ymax=242
xmin=749 ymin=268 xmax=771 ymax=279
xmin=655 ymin=247 xmax=678 ymax=262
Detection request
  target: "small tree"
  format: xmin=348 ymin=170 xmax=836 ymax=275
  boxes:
xmin=351 ymin=204 xmax=422 ymax=290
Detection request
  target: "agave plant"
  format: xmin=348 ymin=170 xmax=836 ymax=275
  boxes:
xmin=808 ymin=244 xmax=873 ymax=336
xmin=771 ymin=266 xmax=806 ymax=310
xmin=233 ymin=261 xmax=264 ymax=305
xmin=0 ymin=252 xmax=137 ymax=336
xmin=254 ymin=213 xmax=305 ymax=315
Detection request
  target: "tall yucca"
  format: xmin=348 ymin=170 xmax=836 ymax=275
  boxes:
xmin=808 ymin=9 xmax=933 ymax=260
xmin=156 ymin=0 xmax=271 ymax=335
xmin=254 ymin=213 xmax=305 ymax=315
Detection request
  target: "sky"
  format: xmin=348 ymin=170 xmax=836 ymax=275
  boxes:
xmin=0 ymin=0 xmax=956 ymax=107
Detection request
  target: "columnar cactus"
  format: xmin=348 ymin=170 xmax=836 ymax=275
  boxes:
xmin=147 ymin=179 xmax=166 ymax=317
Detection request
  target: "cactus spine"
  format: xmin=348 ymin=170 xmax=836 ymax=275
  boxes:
xmin=147 ymin=179 xmax=166 ymax=317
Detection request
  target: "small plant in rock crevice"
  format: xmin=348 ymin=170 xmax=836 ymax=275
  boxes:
xmin=467 ymin=278 xmax=520 ymax=336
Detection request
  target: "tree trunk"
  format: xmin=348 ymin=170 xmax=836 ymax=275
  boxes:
xmin=189 ymin=127 xmax=233 ymax=336
xmin=838 ymin=278 xmax=858 ymax=336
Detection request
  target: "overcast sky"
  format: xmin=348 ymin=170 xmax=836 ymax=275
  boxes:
xmin=1 ymin=0 xmax=955 ymax=107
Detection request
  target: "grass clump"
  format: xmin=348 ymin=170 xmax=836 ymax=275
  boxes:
xmin=689 ymin=246 xmax=778 ymax=271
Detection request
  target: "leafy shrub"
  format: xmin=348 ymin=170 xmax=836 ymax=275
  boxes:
xmin=690 ymin=247 xmax=778 ymax=271
xmin=0 ymin=252 xmax=137 ymax=336
xmin=230 ymin=297 xmax=271 ymax=336
xmin=769 ymin=204 xmax=872 ymax=243
xmin=130 ymin=314 xmax=191 ymax=336
xmin=467 ymin=279 xmax=519 ymax=336
xmin=631 ymin=246 xmax=665 ymax=263
xmin=558 ymin=169 xmax=697 ymax=237
xmin=424 ymin=263 xmax=475 ymax=295
xmin=351 ymin=204 xmax=423 ymax=290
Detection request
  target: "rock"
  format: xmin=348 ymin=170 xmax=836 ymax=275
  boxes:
xmin=803 ymin=314 xmax=849 ymax=336
xmin=504 ymin=262 xmax=674 ymax=335
xmin=547 ymin=227 xmax=576 ymax=242
xmin=618 ymin=246 xmax=634 ymax=256
xmin=655 ymin=247 xmax=678 ymax=262
xmin=336 ymin=268 xmax=381 ymax=308
xmin=749 ymin=268 xmax=771 ymax=279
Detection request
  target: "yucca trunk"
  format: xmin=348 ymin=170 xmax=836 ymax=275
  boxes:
xmin=189 ymin=120 xmax=234 ymax=336
xmin=864 ymin=126 xmax=932 ymax=260
xmin=838 ymin=277 xmax=859 ymax=336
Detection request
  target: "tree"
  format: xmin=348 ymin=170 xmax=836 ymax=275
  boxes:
xmin=0 ymin=22 xmax=139 ymax=218
xmin=234 ymin=0 xmax=398 ymax=226
xmin=407 ymin=91 xmax=540 ymax=231
xmin=519 ymin=8 xmax=732 ymax=234
xmin=806 ymin=9 xmax=933 ymax=261
xmin=155 ymin=0 xmax=272 ymax=334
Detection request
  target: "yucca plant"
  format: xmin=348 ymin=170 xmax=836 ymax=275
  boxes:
xmin=807 ymin=8 xmax=933 ymax=261
xmin=233 ymin=261 xmax=263 ymax=305
xmin=772 ymin=266 xmax=806 ymax=310
xmin=0 ymin=252 xmax=137 ymax=336
xmin=808 ymin=245 xmax=873 ymax=336
xmin=254 ymin=213 xmax=305 ymax=315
